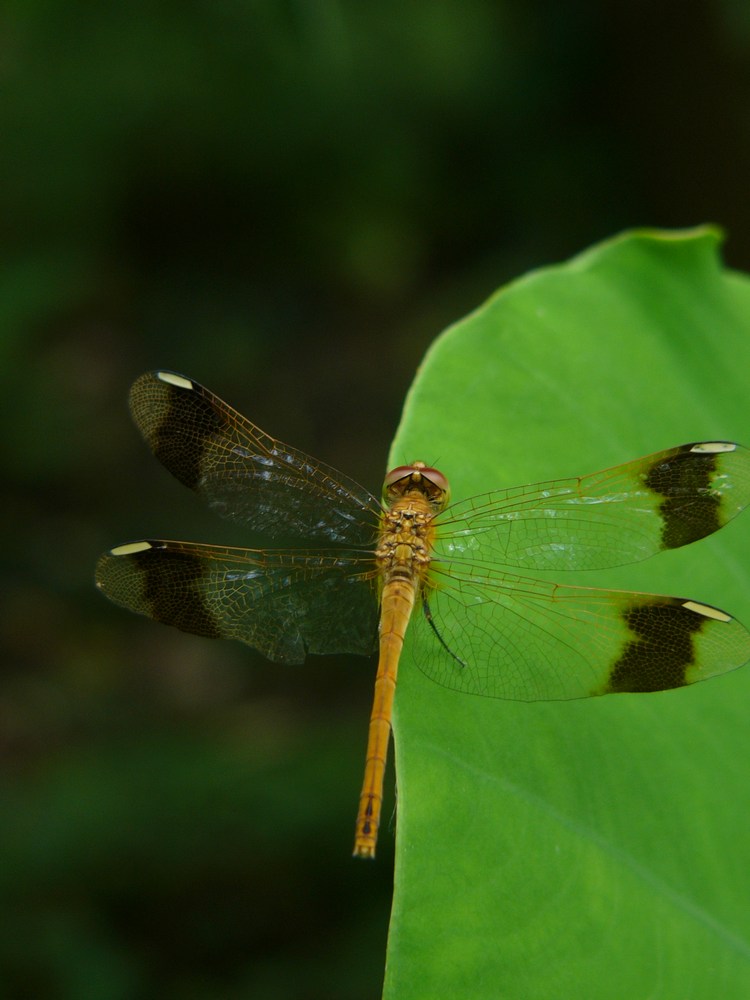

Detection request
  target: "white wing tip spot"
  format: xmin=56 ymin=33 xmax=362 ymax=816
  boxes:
xmin=110 ymin=541 xmax=154 ymax=556
xmin=681 ymin=600 xmax=731 ymax=622
xmin=690 ymin=442 xmax=736 ymax=454
xmin=156 ymin=371 xmax=194 ymax=390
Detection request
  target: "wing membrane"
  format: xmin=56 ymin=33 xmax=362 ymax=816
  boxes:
xmin=436 ymin=442 xmax=750 ymax=572
xmin=96 ymin=540 xmax=379 ymax=664
xmin=103 ymin=377 xmax=750 ymax=704
xmin=129 ymin=371 xmax=381 ymax=545
xmin=414 ymin=562 xmax=750 ymax=701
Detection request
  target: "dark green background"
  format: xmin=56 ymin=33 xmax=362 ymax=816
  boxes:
xmin=2 ymin=4 xmax=750 ymax=998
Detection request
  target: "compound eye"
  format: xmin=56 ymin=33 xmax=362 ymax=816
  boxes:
xmin=383 ymin=463 xmax=451 ymax=503
xmin=416 ymin=465 xmax=450 ymax=494
xmin=384 ymin=465 xmax=419 ymax=488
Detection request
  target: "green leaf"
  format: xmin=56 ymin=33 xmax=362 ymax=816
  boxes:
xmin=384 ymin=228 xmax=750 ymax=997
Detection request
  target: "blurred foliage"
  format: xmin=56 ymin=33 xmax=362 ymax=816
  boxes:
xmin=1 ymin=2 xmax=750 ymax=997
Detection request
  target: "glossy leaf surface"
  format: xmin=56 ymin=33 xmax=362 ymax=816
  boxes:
xmin=385 ymin=228 xmax=750 ymax=998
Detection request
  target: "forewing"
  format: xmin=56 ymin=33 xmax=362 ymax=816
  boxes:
xmin=412 ymin=563 xmax=750 ymax=702
xmin=96 ymin=540 xmax=379 ymax=664
xmin=129 ymin=371 xmax=381 ymax=545
xmin=437 ymin=442 xmax=750 ymax=572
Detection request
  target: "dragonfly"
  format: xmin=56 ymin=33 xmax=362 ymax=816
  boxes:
xmin=96 ymin=371 xmax=750 ymax=858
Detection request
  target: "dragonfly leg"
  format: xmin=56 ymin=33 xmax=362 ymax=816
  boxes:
xmin=422 ymin=595 xmax=467 ymax=669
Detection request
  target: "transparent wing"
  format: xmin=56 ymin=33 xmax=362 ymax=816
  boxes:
xmin=412 ymin=561 xmax=750 ymax=702
xmin=96 ymin=540 xmax=379 ymax=664
xmin=129 ymin=371 xmax=381 ymax=545
xmin=436 ymin=442 xmax=750 ymax=572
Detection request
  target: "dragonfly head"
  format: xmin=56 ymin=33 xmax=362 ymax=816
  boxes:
xmin=382 ymin=462 xmax=451 ymax=512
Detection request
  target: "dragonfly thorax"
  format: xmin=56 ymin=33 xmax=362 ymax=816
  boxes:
xmin=376 ymin=494 xmax=438 ymax=590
